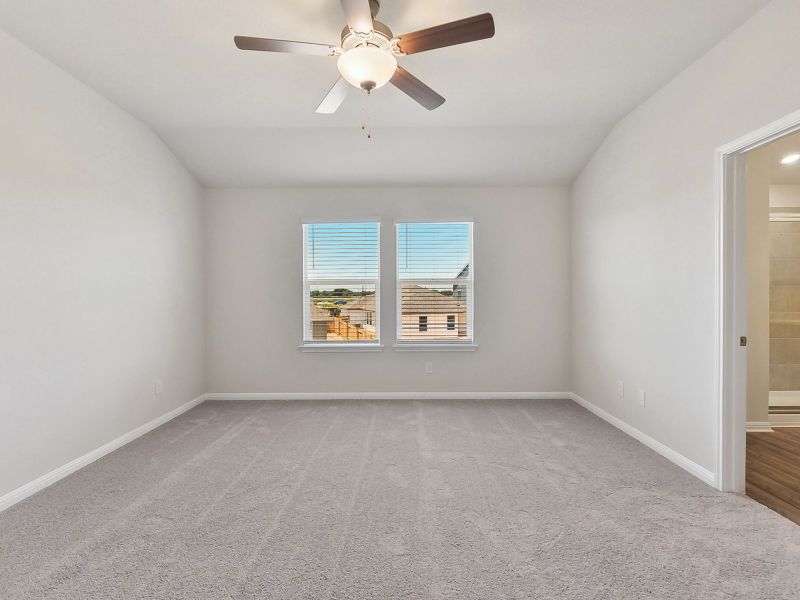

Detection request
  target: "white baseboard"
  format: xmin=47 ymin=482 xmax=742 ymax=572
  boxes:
xmin=569 ymin=393 xmax=716 ymax=487
xmin=769 ymin=414 xmax=800 ymax=427
xmin=746 ymin=421 xmax=774 ymax=432
xmin=204 ymin=392 xmax=572 ymax=401
xmin=0 ymin=394 xmax=207 ymax=513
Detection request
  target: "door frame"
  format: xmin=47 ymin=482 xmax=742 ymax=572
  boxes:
xmin=716 ymin=109 xmax=800 ymax=492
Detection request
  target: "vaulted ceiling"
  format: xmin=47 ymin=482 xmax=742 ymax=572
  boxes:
xmin=0 ymin=0 xmax=770 ymax=187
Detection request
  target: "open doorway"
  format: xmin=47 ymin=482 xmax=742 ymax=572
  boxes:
xmin=717 ymin=121 xmax=800 ymax=522
xmin=745 ymin=131 xmax=800 ymax=426
xmin=741 ymin=130 xmax=800 ymax=524
xmin=718 ymin=112 xmax=800 ymax=499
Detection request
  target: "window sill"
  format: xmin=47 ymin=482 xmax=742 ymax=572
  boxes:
xmin=392 ymin=343 xmax=478 ymax=352
xmin=299 ymin=343 xmax=384 ymax=353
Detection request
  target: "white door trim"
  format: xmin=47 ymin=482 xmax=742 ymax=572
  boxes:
xmin=716 ymin=108 xmax=800 ymax=492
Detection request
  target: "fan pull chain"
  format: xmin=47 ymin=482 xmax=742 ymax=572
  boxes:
xmin=361 ymin=88 xmax=373 ymax=141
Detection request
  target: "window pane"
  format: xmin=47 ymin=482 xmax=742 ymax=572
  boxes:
xmin=398 ymin=222 xmax=471 ymax=280
xmin=400 ymin=283 xmax=469 ymax=340
xmin=306 ymin=222 xmax=379 ymax=280
xmin=397 ymin=222 xmax=472 ymax=343
xmin=303 ymin=221 xmax=379 ymax=344
xmin=307 ymin=284 xmax=377 ymax=342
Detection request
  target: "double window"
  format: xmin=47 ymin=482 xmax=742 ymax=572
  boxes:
xmin=301 ymin=220 xmax=474 ymax=349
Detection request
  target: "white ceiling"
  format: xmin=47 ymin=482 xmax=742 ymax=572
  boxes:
xmin=0 ymin=0 xmax=770 ymax=188
xmin=755 ymin=130 xmax=800 ymax=185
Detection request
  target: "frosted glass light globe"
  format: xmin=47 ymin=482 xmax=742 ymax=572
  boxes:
xmin=337 ymin=46 xmax=397 ymax=90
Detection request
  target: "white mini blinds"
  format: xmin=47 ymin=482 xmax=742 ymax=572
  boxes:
xmin=396 ymin=222 xmax=474 ymax=343
xmin=303 ymin=222 xmax=380 ymax=345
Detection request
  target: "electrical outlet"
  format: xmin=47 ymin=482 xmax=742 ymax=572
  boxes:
xmin=425 ymin=362 xmax=433 ymax=374
xmin=155 ymin=378 xmax=163 ymax=395
xmin=637 ymin=389 xmax=646 ymax=408
xmin=617 ymin=381 xmax=624 ymax=397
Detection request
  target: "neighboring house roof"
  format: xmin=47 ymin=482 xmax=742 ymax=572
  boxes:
xmin=401 ymin=284 xmax=466 ymax=314
xmin=340 ymin=295 xmax=376 ymax=314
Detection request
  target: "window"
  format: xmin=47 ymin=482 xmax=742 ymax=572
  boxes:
xmin=396 ymin=222 xmax=473 ymax=344
xmin=303 ymin=222 xmax=380 ymax=346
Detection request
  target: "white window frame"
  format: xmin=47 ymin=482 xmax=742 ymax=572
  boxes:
xmin=394 ymin=220 xmax=477 ymax=352
xmin=300 ymin=220 xmax=382 ymax=352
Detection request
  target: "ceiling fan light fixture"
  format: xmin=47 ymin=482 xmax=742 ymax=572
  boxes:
xmin=337 ymin=46 xmax=397 ymax=91
xmin=235 ymin=5 xmax=495 ymax=113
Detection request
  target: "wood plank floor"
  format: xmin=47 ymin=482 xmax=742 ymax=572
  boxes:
xmin=746 ymin=427 xmax=800 ymax=525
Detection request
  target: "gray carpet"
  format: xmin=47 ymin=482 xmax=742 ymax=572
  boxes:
xmin=1 ymin=400 xmax=799 ymax=599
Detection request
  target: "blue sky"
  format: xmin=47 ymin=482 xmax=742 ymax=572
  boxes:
xmin=305 ymin=222 xmax=470 ymax=281
xmin=306 ymin=222 xmax=379 ymax=280
xmin=397 ymin=223 xmax=471 ymax=280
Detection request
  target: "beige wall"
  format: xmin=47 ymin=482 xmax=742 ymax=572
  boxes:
xmin=769 ymin=220 xmax=800 ymax=391
xmin=206 ymin=187 xmax=571 ymax=394
xmin=400 ymin=313 xmax=464 ymax=340
xmin=746 ymin=150 xmax=771 ymax=423
xmin=770 ymin=185 xmax=800 ymax=207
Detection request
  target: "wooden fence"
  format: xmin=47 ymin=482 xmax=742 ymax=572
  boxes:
xmin=327 ymin=317 xmax=376 ymax=341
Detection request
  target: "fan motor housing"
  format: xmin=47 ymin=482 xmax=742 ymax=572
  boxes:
xmin=340 ymin=0 xmax=391 ymax=49
xmin=340 ymin=20 xmax=393 ymax=50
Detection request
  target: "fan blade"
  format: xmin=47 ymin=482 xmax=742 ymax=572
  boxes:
xmin=340 ymin=0 xmax=374 ymax=34
xmin=234 ymin=36 xmax=337 ymax=56
xmin=396 ymin=13 xmax=495 ymax=55
xmin=390 ymin=67 xmax=445 ymax=111
xmin=316 ymin=77 xmax=350 ymax=114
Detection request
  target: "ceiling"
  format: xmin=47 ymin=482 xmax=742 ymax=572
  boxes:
xmin=0 ymin=0 xmax=770 ymax=188
xmin=754 ymin=130 xmax=800 ymax=185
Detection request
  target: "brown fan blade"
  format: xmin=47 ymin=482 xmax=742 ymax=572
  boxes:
xmin=316 ymin=77 xmax=350 ymax=114
xmin=340 ymin=0 xmax=374 ymax=34
xmin=396 ymin=13 xmax=495 ymax=55
xmin=390 ymin=67 xmax=445 ymax=111
xmin=234 ymin=36 xmax=337 ymax=56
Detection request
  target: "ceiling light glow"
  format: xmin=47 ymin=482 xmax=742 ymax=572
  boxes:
xmin=781 ymin=153 xmax=800 ymax=165
xmin=337 ymin=46 xmax=397 ymax=91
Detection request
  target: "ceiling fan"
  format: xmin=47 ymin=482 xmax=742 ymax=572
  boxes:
xmin=234 ymin=0 xmax=495 ymax=114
